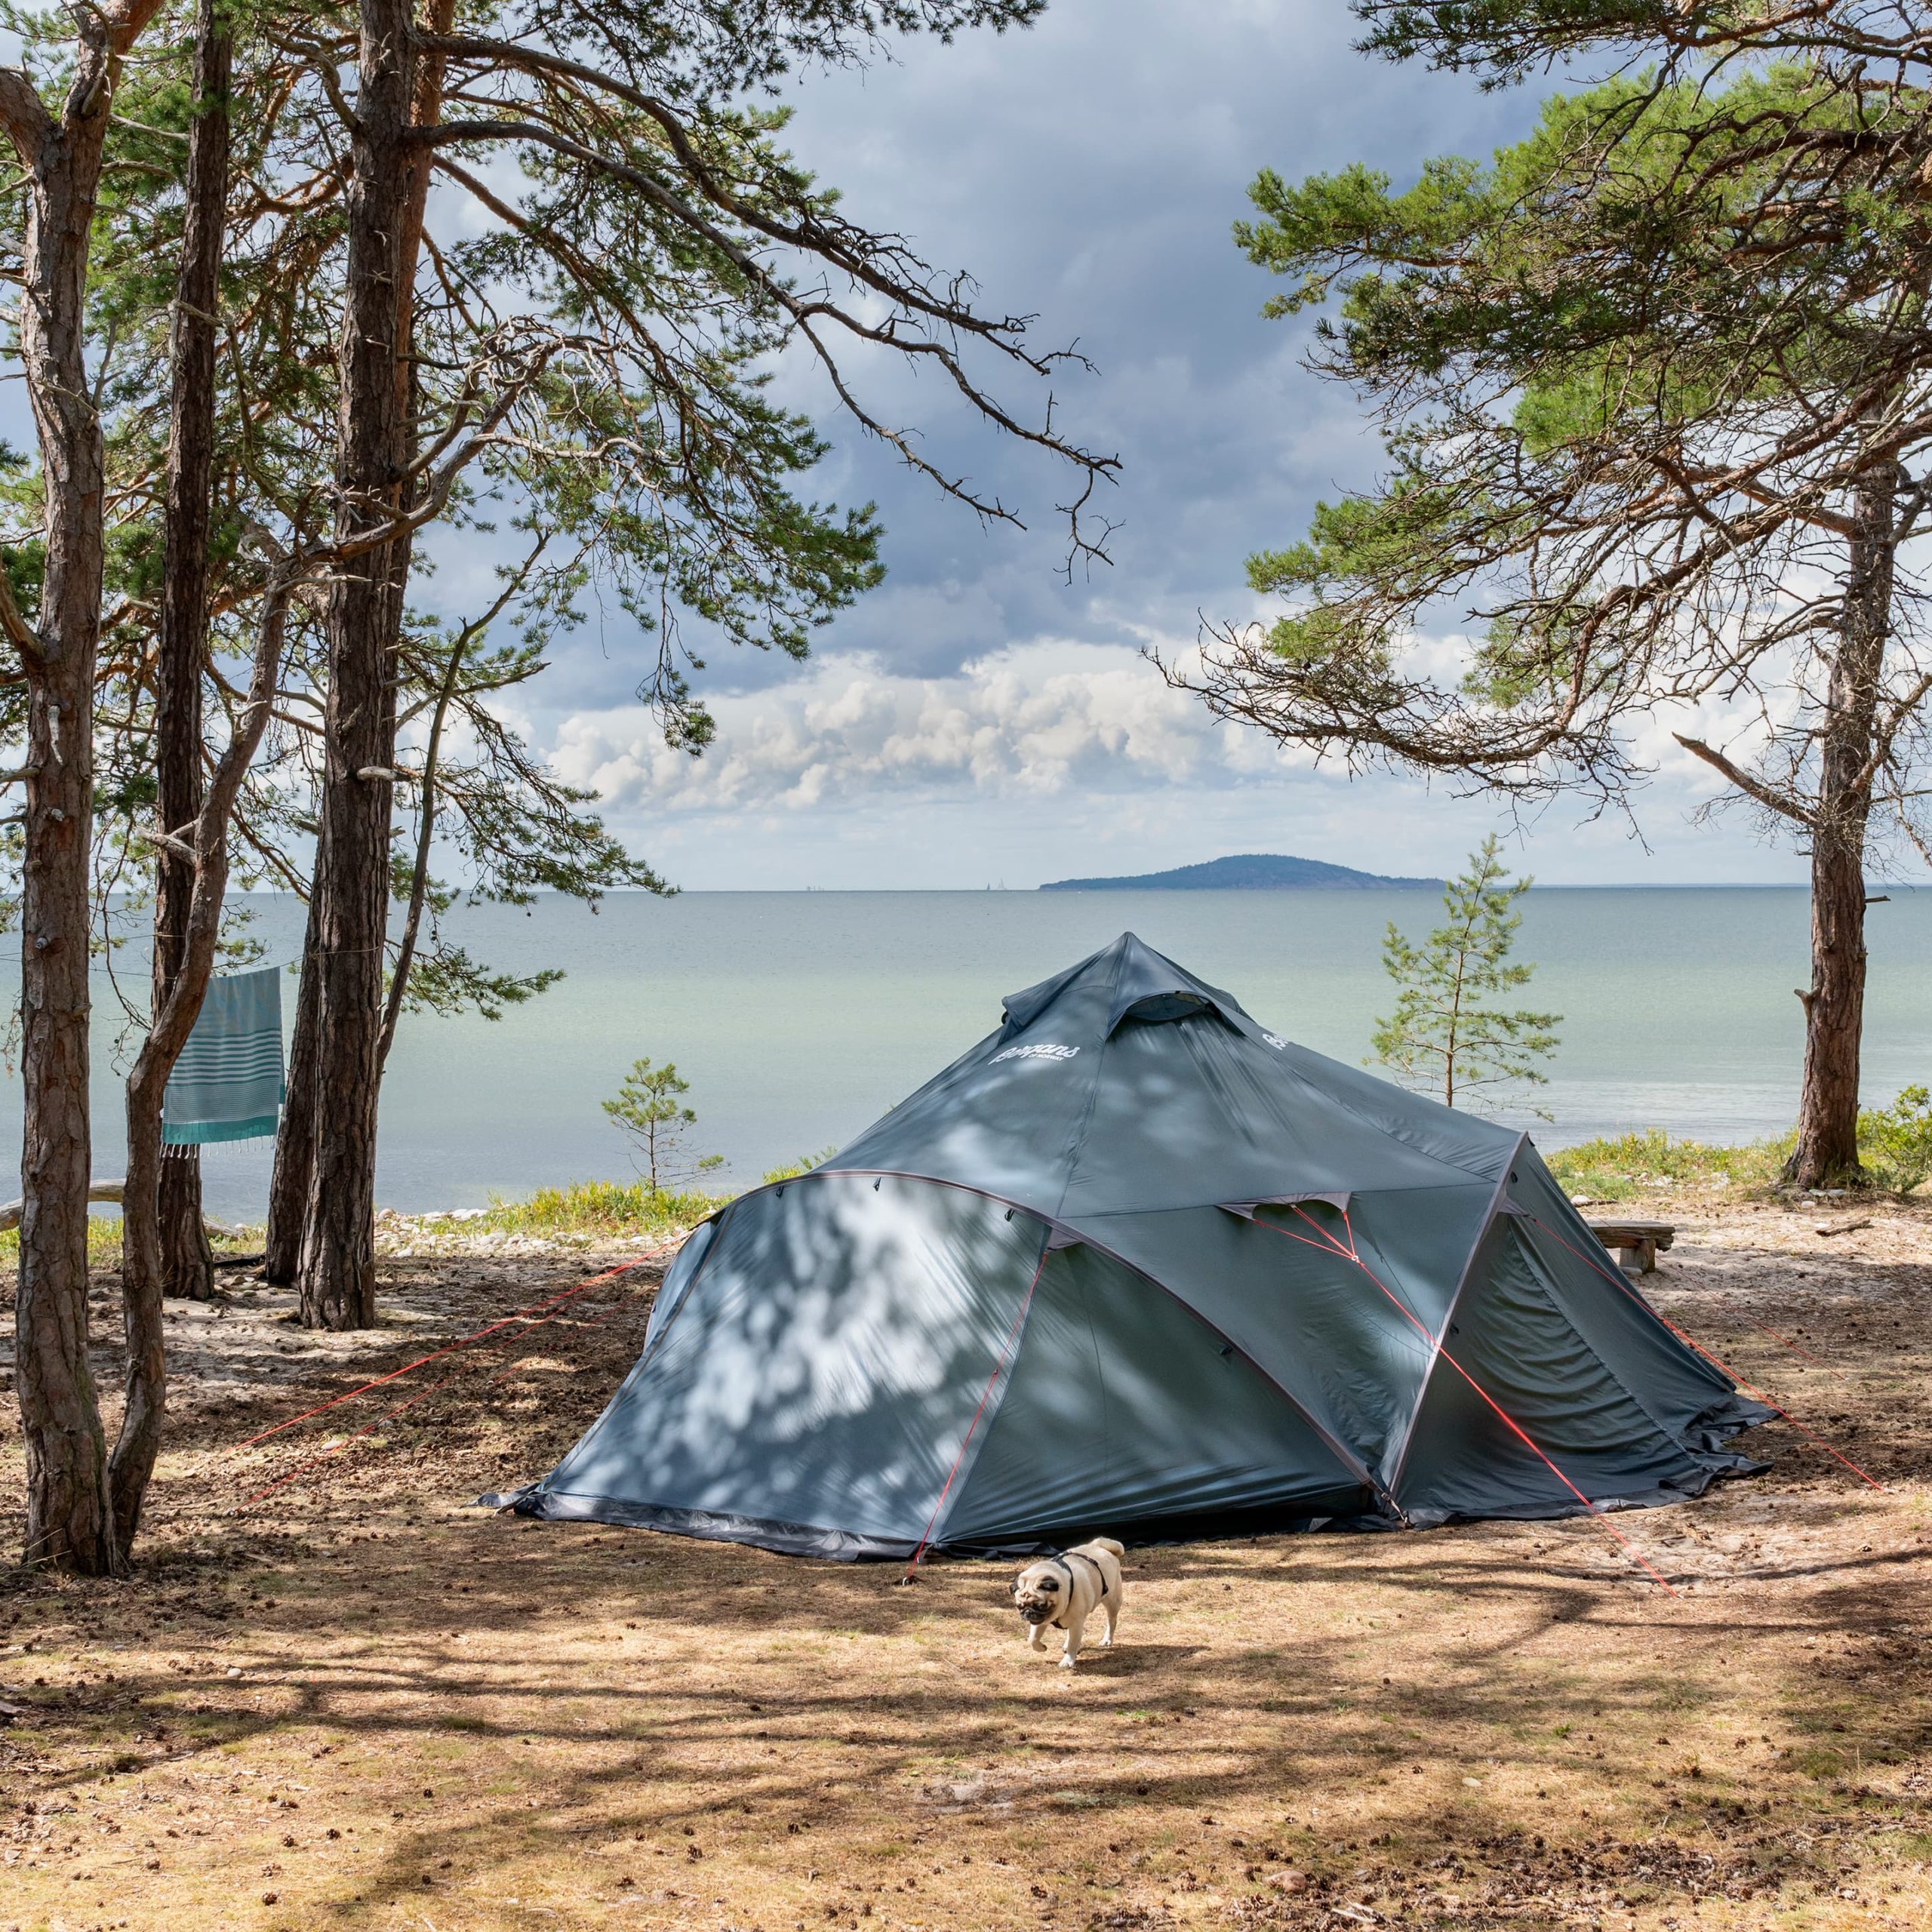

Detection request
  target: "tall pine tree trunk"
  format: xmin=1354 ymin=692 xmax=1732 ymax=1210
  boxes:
xmin=1785 ymin=463 xmax=1894 ymax=1190
xmin=111 ymin=0 xmax=232 ymax=1554
xmin=292 ymin=0 xmax=417 ymax=1328
xmin=125 ymin=0 xmax=229 ymax=1323
xmin=4 ymin=41 xmax=121 ymax=1574
xmin=158 ymin=1156 xmax=214 ymax=1295
xmin=263 ymin=912 xmax=318 ymax=1284
xmin=288 ymin=0 xmax=452 ymax=1326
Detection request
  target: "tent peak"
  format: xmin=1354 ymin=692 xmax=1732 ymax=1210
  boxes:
xmin=1001 ymin=931 xmax=1260 ymax=1041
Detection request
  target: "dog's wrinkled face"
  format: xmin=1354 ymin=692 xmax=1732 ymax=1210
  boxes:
xmin=1010 ymin=1561 xmax=1066 ymax=1626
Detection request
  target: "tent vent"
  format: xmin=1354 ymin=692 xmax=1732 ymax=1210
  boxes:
xmin=1114 ymin=990 xmax=1226 ymax=1030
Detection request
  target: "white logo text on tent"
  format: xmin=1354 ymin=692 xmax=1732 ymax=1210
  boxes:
xmin=992 ymin=1044 xmax=1081 ymax=1063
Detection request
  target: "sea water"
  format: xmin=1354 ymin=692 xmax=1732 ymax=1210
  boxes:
xmin=1 ymin=887 xmax=1927 ymax=1218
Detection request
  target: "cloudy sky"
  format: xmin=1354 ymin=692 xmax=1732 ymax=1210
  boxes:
xmin=441 ymin=5 xmax=1863 ymax=888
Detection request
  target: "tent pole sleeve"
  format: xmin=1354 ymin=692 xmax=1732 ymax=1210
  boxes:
xmin=1383 ymin=1132 xmax=1528 ymax=1501
xmin=903 ymin=1224 xmax=1054 ymax=1576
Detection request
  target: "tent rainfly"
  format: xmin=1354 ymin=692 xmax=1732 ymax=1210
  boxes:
xmin=505 ymin=934 xmax=1767 ymax=1558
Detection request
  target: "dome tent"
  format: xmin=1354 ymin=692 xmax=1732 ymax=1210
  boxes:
xmin=507 ymin=934 xmax=1767 ymax=1558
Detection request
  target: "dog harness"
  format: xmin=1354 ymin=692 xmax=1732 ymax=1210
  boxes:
xmin=1051 ymin=1549 xmax=1112 ymax=1604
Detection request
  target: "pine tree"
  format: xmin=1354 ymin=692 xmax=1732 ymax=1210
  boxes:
xmin=1177 ymin=5 xmax=1932 ymax=1186
xmin=265 ymin=0 xmax=1113 ymax=1329
xmin=1371 ymin=838 xmax=1561 ymax=1112
xmin=602 ymin=1060 xmax=724 ymax=1193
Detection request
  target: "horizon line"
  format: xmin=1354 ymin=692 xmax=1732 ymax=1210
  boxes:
xmin=204 ymin=880 xmax=1927 ymax=896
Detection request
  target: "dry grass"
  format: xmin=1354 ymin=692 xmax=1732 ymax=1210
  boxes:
xmin=3 ymin=1201 xmax=1932 ymax=1932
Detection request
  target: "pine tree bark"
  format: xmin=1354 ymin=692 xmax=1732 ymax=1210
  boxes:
xmin=263 ymin=912 xmax=318 ymax=1284
xmin=293 ymin=0 xmax=418 ymax=1329
xmin=126 ymin=0 xmax=230 ymax=1322
xmin=1784 ymin=463 xmax=1894 ymax=1190
xmin=290 ymin=0 xmax=453 ymax=1327
xmin=110 ymin=0 xmax=233 ymax=1553
xmin=158 ymin=1157 xmax=214 ymax=1291
xmin=1 ymin=25 xmax=146 ymax=1575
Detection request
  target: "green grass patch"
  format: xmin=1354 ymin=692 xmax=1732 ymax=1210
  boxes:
xmin=1547 ymin=1129 xmax=1792 ymax=1202
xmin=1550 ymin=1091 xmax=1931 ymax=1200
xmin=480 ymin=1177 xmax=729 ymax=1235
xmin=0 ymin=1214 xmax=260 ymax=1266
xmin=0 ymin=1215 xmax=126 ymax=1265
xmin=482 ymin=1149 xmax=838 ymax=1235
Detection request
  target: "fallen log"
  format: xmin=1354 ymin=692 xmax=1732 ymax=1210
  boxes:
xmin=0 ymin=1177 xmax=128 ymax=1232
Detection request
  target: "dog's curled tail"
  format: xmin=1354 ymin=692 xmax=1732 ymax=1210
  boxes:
xmin=1091 ymin=1537 xmax=1125 ymax=1558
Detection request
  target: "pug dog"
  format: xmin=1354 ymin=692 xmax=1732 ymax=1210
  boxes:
xmin=1010 ymin=1537 xmax=1124 ymax=1666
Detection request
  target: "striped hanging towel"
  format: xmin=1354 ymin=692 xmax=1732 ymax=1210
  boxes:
xmin=162 ymin=964 xmax=286 ymax=1149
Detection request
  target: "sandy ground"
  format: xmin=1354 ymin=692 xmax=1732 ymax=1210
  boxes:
xmin=1 ymin=1197 xmax=1930 ymax=1932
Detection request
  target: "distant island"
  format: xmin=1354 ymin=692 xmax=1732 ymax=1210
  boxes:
xmin=1039 ymin=854 xmax=1444 ymax=892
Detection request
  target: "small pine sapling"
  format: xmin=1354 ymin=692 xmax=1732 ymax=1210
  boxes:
xmin=1371 ymin=837 xmax=1561 ymax=1112
xmin=602 ymin=1058 xmax=724 ymax=1193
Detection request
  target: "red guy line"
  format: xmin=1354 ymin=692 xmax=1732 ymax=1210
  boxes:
xmin=1715 ymin=1306 xmax=1831 ymax=1367
xmin=1522 ymin=1214 xmax=1884 ymax=1494
xmin=479 ymin=1279 xmax=657 ymax=1389
xmin=242 ymin=1275 xmax=659 ymax=1506
xmin=1260 ymin=1204 xmax=1680 ymax=1596
xmin=236 ymin=1249 xmax=669 ymax=1449
xmin=901 ymin=1244 xmax=1051 ymax=1583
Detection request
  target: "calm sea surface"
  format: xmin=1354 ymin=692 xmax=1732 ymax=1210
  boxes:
xmin=2 ymin=888 xmax=1928 ymax=1219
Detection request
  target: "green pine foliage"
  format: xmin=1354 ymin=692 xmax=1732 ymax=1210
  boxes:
xmin=602 ymin=1057 xmax=725 ymax=1192
xmin=1371 ymin=836 xmax=1561 ymax=1111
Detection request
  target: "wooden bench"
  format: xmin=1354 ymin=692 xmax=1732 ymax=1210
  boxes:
xmin=1585 ymin=1219 xmax=1675 ymax=1275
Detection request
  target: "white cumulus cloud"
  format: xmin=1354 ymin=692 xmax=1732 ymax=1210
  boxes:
xmin=548 ymin=641 xmax=1288 ymax=814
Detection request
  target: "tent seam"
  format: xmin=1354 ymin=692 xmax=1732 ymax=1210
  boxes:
xmin=1051 ymin=943 xmax=1126 ymax=1222
xmin=925 ymin=1223 xmax=1056 ymax=1552
xmin=1385 ymin=1131 xmax=1527 ymax=1498
xmin=1278 ymin=1049 xmax=1517 ymax=1188
xmin=1524 ymin=1183 xmax=1734 ymax=1394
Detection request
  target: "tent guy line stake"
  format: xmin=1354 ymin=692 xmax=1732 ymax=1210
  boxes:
xmin=1259 ymin=1204 xmax=1681 ymax=1597
xmin=899 ymin=1243 xmax=1051 ymax=1584
xmin=234 ymin=1244 xmax=678 ymax=1451
xmin=1521 ymin=1214 xmax=1884 ymax=1494
xmin=240 ymin=1275 xmax=658 ymax=1507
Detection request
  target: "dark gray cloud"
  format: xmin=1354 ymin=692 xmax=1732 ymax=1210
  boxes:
xmin=760 ymin=0 xmax=1524 ymax=679
xmin=454 ymin=0 xmax=1527 ymax=712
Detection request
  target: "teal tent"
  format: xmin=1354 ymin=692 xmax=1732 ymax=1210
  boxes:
xmin=508 ymin=934 xmax=1766 ymax=1558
